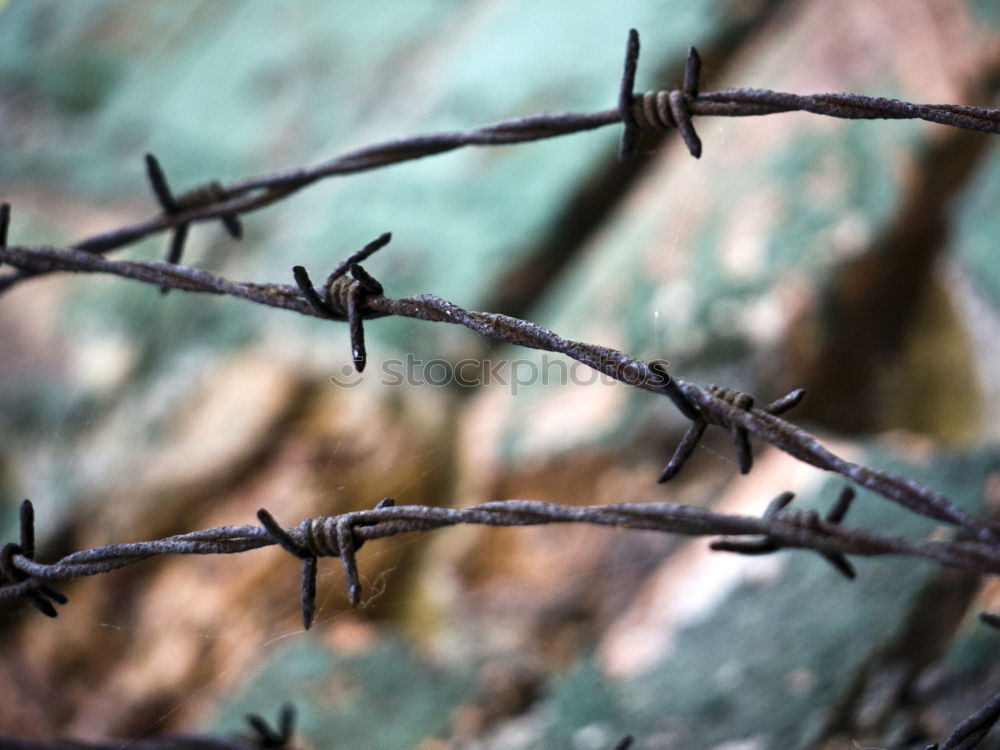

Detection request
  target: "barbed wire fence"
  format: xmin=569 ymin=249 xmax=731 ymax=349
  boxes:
xmin=1 ymin=28 xmax=999 ymax=749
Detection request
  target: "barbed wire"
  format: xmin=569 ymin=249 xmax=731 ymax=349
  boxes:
xmin=928 ymin=687 xmax=1000 ymax=750
xmin=3 ymin=27 xmax=1000 ymax=749
xmin=2 ymin=29 xmax=1000 ymax=291
xmin=0 ymin=704 xmax=297 ymax=749
xmin=2 ymin=28 xmax=998 ymax=551
xmin=3 ymin=237 xmax=998 ymax=553
xmin=0 ymin=682 xmax=994 ymax=750
xmin=3 ymin=490 xmax=999 ymax=630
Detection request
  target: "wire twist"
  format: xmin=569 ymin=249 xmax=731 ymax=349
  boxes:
xmin=0 ymin=29 xmax=999 ymax=293
xmin=291 ymin=232 xmax=391 ymax=372
xmin=3 ymin=237 xmax=999 ymax=547
xmin=258 ymin=497 xmax=396 ymax=627
xmin=0 ymin=500 xmax=68 ymax=617
xmin=0 ymin=28 xmax=998 ymax=749
xmin=144 ymin=154 xmax=242 ymax=292
xmin=619 ymin=36 xmax=704 ymax=158
xmin=6 ymin=486 xmax=999 ymax=633
xmin=711 ymin=486 xmax=857 ymax=579
xmin=658 ymin=384 xmax=805 ymax=482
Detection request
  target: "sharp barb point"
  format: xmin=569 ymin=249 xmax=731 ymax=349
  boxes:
xmin=764 ymin=492 xmax=796 ymax=517
xmin=222 ymin=215 xmax=243 ymax=239
xmin=279 ymin=703 xmax=296 ymax=739
xmin=827 ymin=486 xmax=856 ymax=524
xmin=30 ymin=594 xmax=59 ymax=618
xmin=733 ymin=428 xmax=753 ymax=474
xmin=0 ymin=202 xmax=10 ymax=247
xmin=19 ymin=499 xmax=34 ymax=557
xmin=980 ymin=612 xmax=1000 ymax=629
xmin=144 ymin=153 xmax=178 ymax=214
xmin=684 ymin=45 xmax=701 ymax=97
xmin=618 ymin=28 xmax=641 ymax=161
xmin=246 ymin=714 xmax=274 ymax=742
xmin=293 ymin=265 xmax=332 ymax=317
xmin=767 ymin=388 xmax=806 ymax=415
xmin=39 ymin=586 xmax=68 ymax=605
xmin=821 ymin=552 xmax=857 ymax=580
xmin=301 ymin=557 xmax=317 ymax=630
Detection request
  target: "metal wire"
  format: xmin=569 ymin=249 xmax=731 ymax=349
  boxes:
xmin=3 ymin=490 xmax=999 ymax=631
xmin=3 ymin=238 xmax=997 ymax=552
xmin=1 ymin=29 xmax=999 ymax=289
xmin=1 ymin=27 xmax=997 ymax=750
xmin=929 ymin=689 xmax=1000 ymax=750
xmin=0 ymin=704 xmax=297 ymax=749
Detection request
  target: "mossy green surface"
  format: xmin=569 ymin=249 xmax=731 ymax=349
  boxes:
xmin=496 ymin=113 xmax=924 ymax=462
xmin=0 ymin=0 xmax=776 ymax=516
xmin=536 ymin=445 xmax=998 ymax=749
xmin=952 ymin=140 xmax=1000 ymax=309
xmin=208 ymin=638 xmax=474 ymax=749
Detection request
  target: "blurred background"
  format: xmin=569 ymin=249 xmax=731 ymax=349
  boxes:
xmin=1 ymin=1 xmax=1000 ymax=747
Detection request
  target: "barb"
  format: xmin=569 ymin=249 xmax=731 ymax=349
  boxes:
xmin=0 ymin=202 xmax=9 ymax=248
xmin=290 ymin=234 xmax=390 ymax=372
xmin=918 ymin=615 xmax=1000 ymax=750
xmin=244 ymin=704 xmax=297 ymax=749
xmin=1 ymin=27 xmax=997 ymax=750
xmin=0 ymin=500 xmax=68 ymax=617
xmin=657 ymin=384 xmax=805 ymax=481
xmin=980 ymin=612 xmax=1000 ymax=629
xmin=0 ymin=704 xmax=298 ymax=749
xmin=617 ymin=28 xmax=642 ymax=159
xmin=2 ymin=239 xmax=997 ymax=547
xmin=3 ymin=493 xmax=999 ymax=629
xmin=710 ymin=486 xmax=857 ymax=579
xmin=927 ymin=690 xmax=1000 ymax=750
xmin=0 ymin=202 xmax=8 ymax=273
xmin=144 ymin=154 xmax=242 ymax=294
xmin=2 ymin=31 xmax=1000 ymax=293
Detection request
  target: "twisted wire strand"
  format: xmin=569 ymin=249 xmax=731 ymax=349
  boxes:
xmin=1 ymin=31 xmax=999 ymax=291
xmin=1 ymin=241 xmax=997 ymax=549
xmin=3 ymin=495 xmax=999 ymax=627
xmin=938 ymin=689 xmax=1000 ymax=750
xmin=1 ymin=28 xmax=997 ymax=749
xmin=0 ymin=704 xmax=298 ymax=749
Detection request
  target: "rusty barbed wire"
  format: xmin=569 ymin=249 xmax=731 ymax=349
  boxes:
xmin=981 ymin=612 xmax=1000 ymax=629
xmin=0 ymin=704 xmax=298 ymax=749
xmin=3 ymin=491 xmax=999 ymax=631
xmin=2 ymin=29 xmax=1000 ymax=293
xmin=2 ymin=237 xmax=998 ymax=551
xmin=143 ymin=153 xmax=242 ymax=292
xmin=927 ymin=690 xmax=1000 ymax=750
xmin=0 ymin=203 xmax=9 ymax=248
xmin=0 ymin=27 xmax=997 ymax=750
